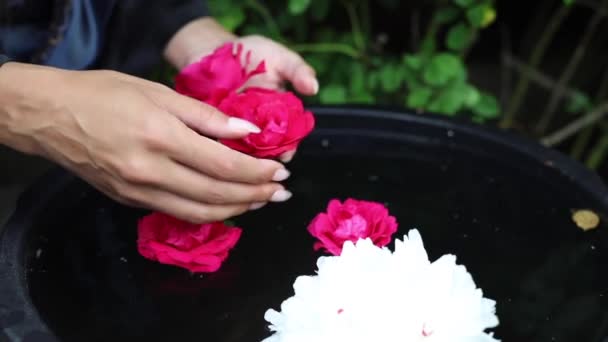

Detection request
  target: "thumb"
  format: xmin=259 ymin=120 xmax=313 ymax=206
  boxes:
xmin=159 ymin=91 xmax=260 ymax=138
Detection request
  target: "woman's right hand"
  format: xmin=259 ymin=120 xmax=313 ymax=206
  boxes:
xmin=0 ymin=62 xmax=292 ymax=223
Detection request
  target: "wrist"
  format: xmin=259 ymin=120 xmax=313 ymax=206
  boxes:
xmin=0 ymin=62 xmax=71 ymax=155
xmin=164 ymin=17 xmax=237 ymax=70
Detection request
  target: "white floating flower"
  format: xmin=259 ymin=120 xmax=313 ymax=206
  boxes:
xmin=263 ymin=229 xmax=499 ymax=342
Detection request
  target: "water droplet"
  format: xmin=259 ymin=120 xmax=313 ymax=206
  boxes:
xmin=120 ymin=257 xmax=127 ymax=263
xmin=35 ymin=249 xmax=42 ymax=259
xmin=368 ymin=175 xmax=379 ymax=182
xmin=321 ymin=139 xmax=330 ymax=147
xmin=447 ymin=130 xmax=455 ymax=137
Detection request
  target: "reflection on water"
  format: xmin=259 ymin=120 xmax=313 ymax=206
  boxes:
xmin=26 ymin=133 xmax=608 ymax=342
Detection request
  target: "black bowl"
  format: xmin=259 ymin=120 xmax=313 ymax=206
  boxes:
xmin=1 ymin=106 xmax=608 ymax=342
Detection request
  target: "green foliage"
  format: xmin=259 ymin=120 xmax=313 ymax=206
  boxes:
xmin=423 ymin=53 xmax=465 ymax=86
xmin=566 ymin=91 xmax=592 ymax=113
xmin=446 ymin=23 xmax=473 ymax=51
xmin=207 ymin=0 xmax=500 ymax=121
xmin=288 ymin=0 xmax=311 ymax=15
xmin=320 ymin=84 xmax=347 ymax=104
xmin=207 ymin=0 xmax=245 ymax=31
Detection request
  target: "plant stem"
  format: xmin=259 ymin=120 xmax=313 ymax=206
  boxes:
xmin=290 ymin=43 xmax=361 ymax=59
xmin=343 ymin=0 xmax=365 ymax=51
xmin=541 ymin=102 xmax=608 ymax=146
xmin=585 ymin=132 xmax=608 ymax=169
xmin=245 ymin=0 xmax=283 ymax=41
xmin=503 ymin=53 xmax=583 ymax=102
xmin=499 ymin=4 xmax=572 ymax=128
xmin=535 ymin=0 xmax=606 ymax=134
xmin=570 ymin=126 xmax=594 ymax=159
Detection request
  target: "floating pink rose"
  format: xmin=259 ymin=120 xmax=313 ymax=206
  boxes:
xmin=219 ymin=88 xmax=315 ymax=158
xmin=175 ymin=42 xmax=265 ymax=106
xmin=307 ymin=198 xmax=398 ymax=255
xmin=137 ymin=212 xmax=242 ymax=273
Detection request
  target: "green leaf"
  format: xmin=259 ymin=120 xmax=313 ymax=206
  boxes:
xmin=471 ymin=92 xmax=500 ymax=118
xmin=463 ymin=84 xmax=481 ymax=107
xmin=380 ymin=64 xmax=404 ymax=92
xmin=406 ymin=87 xmax=433 ymax=108
xmin=320 ymin=84 xmax=347 ymax=104
xmin=350 ymin=63 xmax=366 ymax=93
xmin=289 ymin=0 xmax=312 ymax=15
xmin=216 ymin=9 xmax=246 ymax=31
xmin=563 ymin=0 xmax=575 ymax=5
xmin=420 ymin=39 xmax=436 ymax=58
xmin=351 ymin=90 xmax=375 ymax=104
xmin=435 ymin=7 xmax=460 ymax=24
xmin=454 ymin=0 xmax=475 ymax=7
xmin=422 ymin=53 xmax=465 ymax=86
xmin=367 ymin=70 xmax=380 ymax=90
xmin=566 ymin=91 xmax=592 ymax=113
xmin=403 ymin=54 xmax=423 ymax=70
xmin=446 ymin=23 xmax=473 ymax=51
xmin=467 ymin=4 xmax=496 ymax=28
xmin=310 ymin=0 xmax=330 ymax=21
xmin=427 ymin=83 xmax=469 ymax=115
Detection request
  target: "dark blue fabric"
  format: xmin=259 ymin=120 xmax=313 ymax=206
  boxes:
xmin=1 ymin=0 xmax=208 ymax=76
xmin=44 ymin=0 xmax=116 ymax=69
xmin=1 ymin=0 xmax=116 ymax=70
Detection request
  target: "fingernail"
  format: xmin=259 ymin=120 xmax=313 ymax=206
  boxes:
xmin=272 ymin=168 xmax=291 ymax=182
xmin=249 ymin=202 xmax=267 ymax=210
xmin=312 ymin=79 xmax=319 ymax=94
xmin=228 ymin=117 xmax=261 ymax=134
xmin=270 ymin=189 xmax=292 ymax=202
xmin=280 ymin=151 xmax=295 ymax=163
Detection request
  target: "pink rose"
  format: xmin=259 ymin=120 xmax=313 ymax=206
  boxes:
xmin=174 ymin=42 xmax=265 ymax=106
xmin=137 ymin=212 xmax=242 ymax=273
xmin=218 ymin=88 xmax=315 ymax=158
xmin=307 ymin=199 xmax=398 ymax=255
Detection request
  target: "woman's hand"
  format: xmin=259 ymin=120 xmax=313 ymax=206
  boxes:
xmin=0 ymin=63 xmax=292 ymax=223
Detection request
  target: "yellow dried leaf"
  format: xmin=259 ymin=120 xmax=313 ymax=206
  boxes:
xmin=572 ymin=209 xmax=600 ymax=231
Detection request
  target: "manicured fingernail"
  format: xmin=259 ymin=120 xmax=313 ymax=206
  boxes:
xmin=280 ymin=151 xmax=296 ymax=163
xmin=270 ymin=189 xmax=292 ymax=202
xmin=249 ymin=202 xmax=267 ymax=210
xmin=228 ymin=117 xmax=261 ymax=134
xmin=312 ymin=78 xmax=319 ymax=94
xmin=272 ymin=168 xmax=291 ymax=181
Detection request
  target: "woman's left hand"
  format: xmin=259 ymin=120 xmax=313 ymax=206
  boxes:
xmin=165 ymin=17 xmax=318 ymax=163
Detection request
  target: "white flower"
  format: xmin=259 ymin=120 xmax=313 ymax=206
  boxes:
xmin=263 ymin=229 xmax=499 ymax=342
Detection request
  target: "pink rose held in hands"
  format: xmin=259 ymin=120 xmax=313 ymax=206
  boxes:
xmin=174 ymin=42 xmax=265 ymax=106
xmin=307 ymin=199 xmax=398 ymax=256
xmin=219 ymin=88 xmax=315 ymax=158
xmin=137 ymin=212 xmax=242 ymax=273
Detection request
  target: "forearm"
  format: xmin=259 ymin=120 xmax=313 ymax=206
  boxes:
xmin=164 ymin=17 xmax=237 ymax=70
xmin=0 ymin=62 xmax=66 ymax=155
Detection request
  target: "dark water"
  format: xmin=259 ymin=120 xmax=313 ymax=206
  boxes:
xmin=24 ymin=133 xmax=608 ymax=342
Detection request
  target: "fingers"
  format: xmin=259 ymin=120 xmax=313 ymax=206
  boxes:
xmin=129 ymin=187 xmax=252 ymax=224
xmin=157 ymin=90 xmax=261 ymax=139
xmin=277 ymin=50 xmax=318 ymax=96
xmin=168 ymin=124 xmax=289 ymax=185
xmin=156 ymin=158 xmax=292 ymax=205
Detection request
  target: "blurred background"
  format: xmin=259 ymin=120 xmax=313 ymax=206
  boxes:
xmin=152 ymin=0 xmax=608 ymax=176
